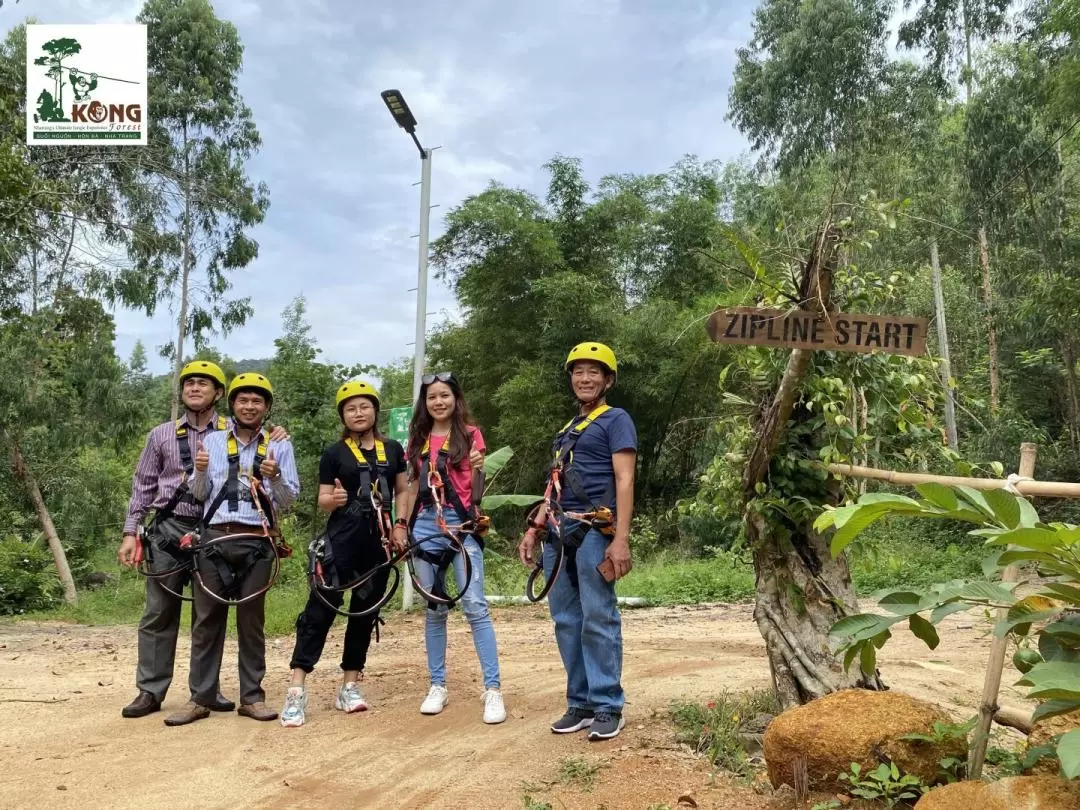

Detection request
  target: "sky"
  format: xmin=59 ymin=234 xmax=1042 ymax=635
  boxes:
xmin=10 ymin=0 xmax=908 ymax=375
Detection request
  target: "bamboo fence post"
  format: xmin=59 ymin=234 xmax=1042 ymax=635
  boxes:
xmin=967 ymin=442 xmax=1038 ymax=780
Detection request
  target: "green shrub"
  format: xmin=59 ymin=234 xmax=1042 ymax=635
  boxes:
xmin=0 ymin=535 xmax=59 ymax=614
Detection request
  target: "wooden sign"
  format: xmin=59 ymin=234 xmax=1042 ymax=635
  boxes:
xmin=706 ymin=307 xmax=928 ymax=357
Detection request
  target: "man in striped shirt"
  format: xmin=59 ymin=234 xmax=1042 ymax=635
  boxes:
xmin=117 ymin=361 xmax=287 ymax=720
xmin=164 ymin=372 xmax=300 ymax=727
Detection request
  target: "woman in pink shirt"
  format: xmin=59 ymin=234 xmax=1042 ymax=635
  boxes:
xmin=405 ymin=371 xmax=505 ymax=725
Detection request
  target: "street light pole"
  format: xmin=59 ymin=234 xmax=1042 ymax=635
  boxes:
xmin=381 ymin=88 xmax=432 ymax=612
xmin=412 ymin=146 xmax=432 ymax=408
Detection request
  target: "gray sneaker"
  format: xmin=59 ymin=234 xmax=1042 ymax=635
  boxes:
xmin=550 ymin=707 xmax=594 ymax=734
xmin=587 ymin=711 xmax=625 ymax=740
xmin=335 ymin=681 xmax=368 ymax=714
xmin=280 ymin=687 xmax=306 ymax=727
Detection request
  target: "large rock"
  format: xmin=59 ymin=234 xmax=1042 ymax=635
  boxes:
xmin=763 ymin=689 xmax=966 ymax=790
xmin=1026 ymin=708 xmax=1080 ymax=776
xmin=914 ymin=775 xmax=1080 ymax=809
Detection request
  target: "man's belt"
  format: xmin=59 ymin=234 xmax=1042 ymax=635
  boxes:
xmin=208 ymin=521 xmax=267 ymax=536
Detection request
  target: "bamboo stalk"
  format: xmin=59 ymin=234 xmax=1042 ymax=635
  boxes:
xmin=825 ymin=461 xmax=1080 ymax=498
xmin=967 ymin=443 xmax=1038 ymax=779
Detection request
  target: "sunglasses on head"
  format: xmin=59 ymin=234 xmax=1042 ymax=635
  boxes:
xmin=422 ymin=371 xmax=455 ymax=385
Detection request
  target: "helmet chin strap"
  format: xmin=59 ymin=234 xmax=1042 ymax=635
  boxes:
xmin=186 ymin=390 xmax=222 ymax=423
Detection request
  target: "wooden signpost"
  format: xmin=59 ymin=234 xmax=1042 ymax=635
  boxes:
xmin=706 ymin=306 xmax=929 ymax=358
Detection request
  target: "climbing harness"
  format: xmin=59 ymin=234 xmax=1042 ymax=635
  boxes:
xmin=134 ymin=415 xmax=229 ymax=602
xmin=524 ymin=405 xmax=617 ymax=603
xmin=406 ymin=430 xmax=486 ymax=609
xmin=307 ymin=437 xmax=402 ymax=619
xmin=184 ymin=427 xmax=292 ymax=606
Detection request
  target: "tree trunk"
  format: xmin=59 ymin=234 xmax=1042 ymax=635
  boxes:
xmin=930 ymin=240 xmax=958 ymax=451
xmin=977 ymin=223 xmax=1000 ymax=415
xmin=741 ymin=226 xmax=884 ymax=709
xmin=1063 ymin=342 xmax=1080 ymax=454
xmin=10 ymin=438 xmax=77 ymax=604
xmin=170 ymin=121 xmax=193 ymax=421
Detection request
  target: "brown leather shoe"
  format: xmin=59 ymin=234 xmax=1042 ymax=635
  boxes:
xmin=121 ymin=691 xmax=161 ymax=718
xmin=164 ymin=701 xmax=211 ymax=727
xmin=237 ymin=701 xmax=278 ymax=722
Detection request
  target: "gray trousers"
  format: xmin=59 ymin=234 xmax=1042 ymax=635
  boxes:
xmin=135 ymin=516 xmax=222 ymax=702
xmin=189 ymin=527 xmax=274 ymax=707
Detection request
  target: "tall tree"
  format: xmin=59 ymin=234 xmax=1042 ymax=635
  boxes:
xmin=897 ymin=0 xmax=1014 ymax=415
xmin=132 ymin=0 xmax=270 ymax=419
xmin=0 ymin=22 xmax=156 ymax=602
xmin=725 ymin=0 xmax=947 ymax=703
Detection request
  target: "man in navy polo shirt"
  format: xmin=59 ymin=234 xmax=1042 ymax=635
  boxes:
xmin=519 ymin=341 xmax=637 ymax=741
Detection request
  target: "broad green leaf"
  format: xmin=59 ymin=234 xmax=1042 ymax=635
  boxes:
xmin=830 ymin=613 xmax=900 ymax=642
xmin=1017 ymin=497 xmax=1041 ymax=529
xmin=813 ymin=509 xmax=838 ymax=532
xmin=931 ymin=601 xmax=971 ymax=624
xmin=986 ymin=527 xmax=1064 ymax=553
xmin=982 ymin=489 xmax=1021 ymax=529
xmin=482 ymin=446 xmax=514 ymax=481
xmin=1043 ymin=582 xmax=1080 ymax=604
xmin=480 ymin=494 xmax=544 ymax=511
xmin=877 ymin=590 xmax=930 ymax=616
xmin=915 ymin=482 xmax=958 ymax=511
xmin=954 ymin=486 xmax=997 ymax=519
xmin=1040 ymin=631 xmax=1080 ymax=664
xmin=954 ymin=581 xmax=1018 ymax=604
xmin=1030 ymin=699 xmax=1080 ymax=725
xmin=860 ymin=640 xmax=877 ymax=676
xmin=996 ymin=596 xmax=1061 ymax=637
xmin=1017 ymin=661 xmax=1080 ymax=701
xmin=1043 ymin=621 xmax=1080 ymax=649
xmin=828 ymin=501 xmax=932 ymax=556
xmin=843 ymin=643 xmax=861 ymax=673
xmin=908 ymin=614 xmax=940 ymax=650
xmin=1058 ymin=729 xmax=1080 ymax=779
xmin=981 ymin=550 xmax=1005 ymax=578
xmin=855 ymin=492 xmax=924 ymax=508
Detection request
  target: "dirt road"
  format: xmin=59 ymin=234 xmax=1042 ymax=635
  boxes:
xmin=0 ymin=602 xmax=1031 ymax=810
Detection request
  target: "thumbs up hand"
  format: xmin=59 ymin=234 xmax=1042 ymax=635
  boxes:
xmin=194 ymin=440 xmax=209 ymax=472
xmin=260 ymin=446 xmax=280 ymax=481
xmin=332 ymin=477 xmax=348 ymax=508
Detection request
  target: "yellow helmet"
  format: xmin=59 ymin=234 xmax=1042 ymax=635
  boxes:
xmin=336 ymin=380 xmax=380 ymax=413
xmin=565 ymin=342 xmax=617 ymax=375
xmin=179 ymin=359 xmax=226 ymax=390
xmin=228 ymin=372 xmax=273 ymax=406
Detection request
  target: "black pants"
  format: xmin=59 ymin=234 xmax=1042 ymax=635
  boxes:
xmin=289 ymin=529 xmax=391 ymax=674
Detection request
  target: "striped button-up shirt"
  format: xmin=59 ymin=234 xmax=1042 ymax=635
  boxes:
xmin=191 ymin=426 xmax=300 ymax=527
xmin=122 ymin=415 xmax=229 ymax=535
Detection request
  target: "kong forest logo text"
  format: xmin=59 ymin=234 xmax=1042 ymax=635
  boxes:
xmin=25 ymin=24 xmax=148 ymax=146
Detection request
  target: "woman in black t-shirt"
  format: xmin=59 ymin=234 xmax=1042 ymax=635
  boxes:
xmin=280 ymin=381 xmax=408 ymax=728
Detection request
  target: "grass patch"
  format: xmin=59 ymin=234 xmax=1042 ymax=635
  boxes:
xmin=556 ymin=755 xmax=608 ymax=791
xmin=9 ymin=523 xmax=989 ymax=631
xmin=671 ymin=687 xmax=782 ymax=777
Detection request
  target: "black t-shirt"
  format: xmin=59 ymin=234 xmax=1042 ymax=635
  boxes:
xmin=319 ymin=437 xmax=406 ymax=557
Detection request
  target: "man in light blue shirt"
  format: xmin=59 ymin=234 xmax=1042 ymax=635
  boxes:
xmin=164 ymin=372 xmax=301 ymax=727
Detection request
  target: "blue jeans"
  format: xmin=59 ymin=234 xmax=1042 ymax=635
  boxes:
xmin=411 ymin=508 xmax=501 ymax=690
xmin=543 ymin=525 xmax=624 ymax=714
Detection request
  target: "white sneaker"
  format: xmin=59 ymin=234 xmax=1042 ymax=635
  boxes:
xmin=335 ymin=681 xmax=368 ymax=714
xmin=280 ymin=687 xmax=306 ymax=728
xmin=482 ymin=688 xmax=506 ymax=724
xmin=420 ymin=684 xmax=449 ymax=715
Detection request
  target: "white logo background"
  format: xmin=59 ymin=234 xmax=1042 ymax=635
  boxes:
xmin=25 ymin=23 xmax=148 ymax=146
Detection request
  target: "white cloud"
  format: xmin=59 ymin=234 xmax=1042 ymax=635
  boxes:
xmin=22 ymin=0 xmax=757 ymax=375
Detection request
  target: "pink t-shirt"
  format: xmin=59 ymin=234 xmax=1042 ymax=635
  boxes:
xmin=417 ymin=425 xmax=485 ymax=512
